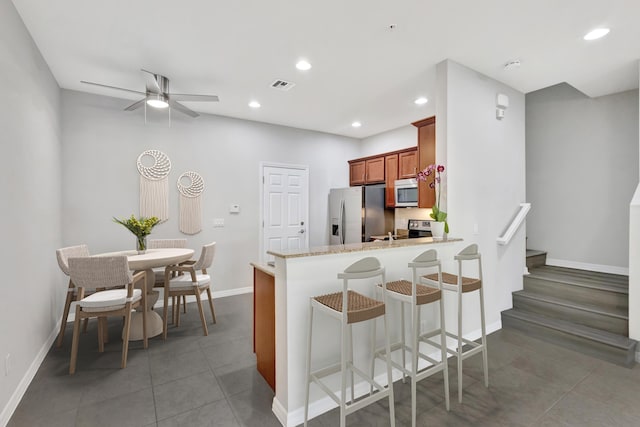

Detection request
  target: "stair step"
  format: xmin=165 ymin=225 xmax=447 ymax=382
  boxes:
xmin=524 ymin=269 xmax=628 ymax=311
xmin=501 ymin=309 xmax=637 ymax=367
xmin=526 ymin=250 xmax=547 ymax=269
xmin=513 ymin=290 xmax=628 ymax=336
xmin=532 ymin=265 xmax=628 ymax=288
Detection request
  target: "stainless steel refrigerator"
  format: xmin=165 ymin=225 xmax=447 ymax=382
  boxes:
xmin=329 ymin=184 xmax=393 ymax=244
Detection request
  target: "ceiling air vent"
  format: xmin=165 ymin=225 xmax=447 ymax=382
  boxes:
xmin=270 ymin=79 xmax=296 ymax=91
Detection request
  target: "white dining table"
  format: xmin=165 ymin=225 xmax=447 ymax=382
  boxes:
xmin=98 ymin=248 xmax=195 ymax=340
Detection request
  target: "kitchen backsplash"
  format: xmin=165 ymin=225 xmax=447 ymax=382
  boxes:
xmin=394 ymin=207 xmax=432 ymax=232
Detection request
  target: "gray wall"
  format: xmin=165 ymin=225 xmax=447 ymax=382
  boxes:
xmin=61 ymin=90 xmax=360 ymax=293
xmin=0 ymin=0 xmax=62 ymax=421
xmin=526 ymin=83 xmax=639 ymax=269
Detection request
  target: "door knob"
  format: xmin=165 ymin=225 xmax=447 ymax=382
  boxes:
xmin=299 ymin=229 xmax=306 ymax=234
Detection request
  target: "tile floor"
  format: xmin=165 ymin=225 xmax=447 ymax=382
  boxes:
xmin=8 ymin=293 xmax=640 ymax=427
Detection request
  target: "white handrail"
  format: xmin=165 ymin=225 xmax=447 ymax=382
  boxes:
xmin=497 ymin=203 xmax=531 ymax=246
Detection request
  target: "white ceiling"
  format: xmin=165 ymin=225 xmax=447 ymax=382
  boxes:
xmin=12 ymin=0 xmax=640 ymax=138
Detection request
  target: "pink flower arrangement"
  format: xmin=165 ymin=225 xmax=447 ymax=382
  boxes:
xmin=416 ymin=164 xmax=449 ymax=233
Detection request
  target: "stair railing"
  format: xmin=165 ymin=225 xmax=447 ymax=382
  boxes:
xmin=497 ymin=203 xmax=531 ymax=246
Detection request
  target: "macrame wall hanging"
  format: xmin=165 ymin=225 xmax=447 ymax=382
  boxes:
xmin=177 ymin=171 xmax=204 ymax=234
xmin=137 ymin=150 xmax=171 ymax=222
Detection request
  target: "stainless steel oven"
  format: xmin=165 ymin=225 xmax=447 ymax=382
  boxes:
xmin=407 ymin=219 xmax=432 ymax=238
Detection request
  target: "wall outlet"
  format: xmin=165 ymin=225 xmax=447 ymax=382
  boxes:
xmin=213 ymin=218 xmax=225 ymax=227
xmin=5 ymin=353 xmax=10 ymax=376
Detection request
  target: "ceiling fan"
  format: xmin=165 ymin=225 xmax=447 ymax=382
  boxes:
xmin=81 ymin=69 xmax=219 ymax=118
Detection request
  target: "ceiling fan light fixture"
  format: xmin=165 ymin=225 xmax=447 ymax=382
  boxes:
xmin=146 ymin=93 xmax=169 ymax=109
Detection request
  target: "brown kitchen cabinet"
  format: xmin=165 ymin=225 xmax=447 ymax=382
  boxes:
xmin=253 ymin=265 xmax=275 ymax=391
xmin=349 ymin=160 xmax=366 ymax=186
xmin=365 ymin=157 xmax=385 ymax=183
xmin=349 ymin=157 xmax=385 ymax=186
xmin=398 ymin=149 xmax=418 ymax=179
xmin=412 ymin=116 xmax=436 ymax=208
xmin=385 ymin=154 xmax=398 ymax=207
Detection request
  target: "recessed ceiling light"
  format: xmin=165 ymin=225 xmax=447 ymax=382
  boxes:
xmin=414 ymin=97 xmax=428 ymax=105
xmin=584 ymin=28 xmax=610 ymax=40
xmin=248 ymin=101 xmax=261 ymax=108
xmin=351 ymin=121 xmax=362 ymax=128
xmin=296 ymin=60 xmax=312 ymax=71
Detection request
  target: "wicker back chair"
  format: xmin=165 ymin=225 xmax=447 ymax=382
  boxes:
xmin=67 ymin=255 xmax=147 ymax=374
xmin=162 ymin=242 xmax=217 ymax=338
xmin=55 ymin=244 xmax=90 ymax=348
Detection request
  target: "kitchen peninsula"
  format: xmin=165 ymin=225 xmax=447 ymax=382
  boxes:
xmin=255 ymin=237 xmax=463 ymax=426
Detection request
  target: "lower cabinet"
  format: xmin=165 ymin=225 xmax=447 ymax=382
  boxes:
xmin=253 ymin=266 xmax=275 ymax=391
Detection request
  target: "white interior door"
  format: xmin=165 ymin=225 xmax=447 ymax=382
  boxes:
xmin=262 ymin=164 xmax=309 ymax=263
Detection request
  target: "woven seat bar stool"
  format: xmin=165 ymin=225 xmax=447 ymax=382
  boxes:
xmin=373 ymin=249 xmax=450 ymax=427
xmin=422 ymin=243 xmax=488 ymax=403
xmin=303 ymin=257 xmax=395 ymax=427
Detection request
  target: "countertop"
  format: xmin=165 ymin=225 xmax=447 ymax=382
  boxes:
xmin=250 ymin=262 xmax=275 ymax=276
xmin=267 ymin=236 xmax=462 ymax=259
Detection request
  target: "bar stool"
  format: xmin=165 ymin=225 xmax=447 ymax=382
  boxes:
xmin=373 ymin=249 xmax=450 ymax=427
xmin=303 ymin=257 xmax=395 ymax=427
xmin=422 ymin=243 xmax=488 ymax=403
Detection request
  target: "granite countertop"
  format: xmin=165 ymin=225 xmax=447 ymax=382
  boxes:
xmin=267 ymin=237 xmax=462 ymax=259
xmin=250 ymin=261 xmax=275 ymax=276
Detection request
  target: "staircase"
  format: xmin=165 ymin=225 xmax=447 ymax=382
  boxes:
xmin=502 ymin=250 xmax=637 ymax=367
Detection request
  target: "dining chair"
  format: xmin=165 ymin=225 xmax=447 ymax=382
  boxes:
xmin=148 ymin=238 xmax=189 ymax=317
xmin=162 ymin=242 xmax=217 ymax=338
xmin=55 ymin=244 xmax=91 ymax=348
xmin=67 ymin=255 xmax=148 ymax=374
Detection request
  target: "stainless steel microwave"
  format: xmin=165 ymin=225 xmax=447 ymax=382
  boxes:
xmin=394 ymin=178 xmax=418 ymax=207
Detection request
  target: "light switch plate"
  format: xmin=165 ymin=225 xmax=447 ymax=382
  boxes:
xmin=213 ymin=218 xmax=224 ymax=227
xmin=229 ymin=204 xmax=240 ymax=213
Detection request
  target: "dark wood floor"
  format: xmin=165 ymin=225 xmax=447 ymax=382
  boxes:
xmin=8 ymin=293 xmax=640 ymax=426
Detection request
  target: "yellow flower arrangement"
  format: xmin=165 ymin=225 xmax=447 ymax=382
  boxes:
xmin=113 ymin=215 xmax=160 ymax=252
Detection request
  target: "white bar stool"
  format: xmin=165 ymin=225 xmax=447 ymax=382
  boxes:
xmin=303 ymin=257 xmax=395 ymax=427
xmin=422 ymin=243 xmax=488 ymax=403
xmin=373 ymin=249 xmax=450 ymax=427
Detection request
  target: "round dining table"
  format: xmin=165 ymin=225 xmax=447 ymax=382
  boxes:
xmin=98 ymin=248 xmax=195 ymax=340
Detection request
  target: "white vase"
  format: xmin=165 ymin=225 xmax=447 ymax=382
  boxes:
xmin=431 ymin=221 xmax=446 ymax=239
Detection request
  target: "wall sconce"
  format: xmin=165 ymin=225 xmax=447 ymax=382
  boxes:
xmin=496 ymin=93 xmax=509 ymax=120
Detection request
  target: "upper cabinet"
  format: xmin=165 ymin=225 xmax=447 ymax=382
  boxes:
xmin=349 ymin=157 xmax=385 ymax=186
xmin=412 ymin=116 xmax=436 ymax=208
xmin=365 ymin=157 xmax=385 ymax=183
xmin=349 ymin=160 xmax=366 ymax=186
xmin=398 ymin=150 xmax=417 ymax=179
xmin=385 ymin=154 xmax=399 ymax=207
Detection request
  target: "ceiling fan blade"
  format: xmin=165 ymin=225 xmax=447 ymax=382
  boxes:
xmin=170 ymin=94 xmax=219 ymax=102
xmin=170 ymin=100 xmax=199 ymax=118
xmin=80 ymin=80 xmax=146 ymax=95
xmin=124 ymin=98 xmax=147 ymax=111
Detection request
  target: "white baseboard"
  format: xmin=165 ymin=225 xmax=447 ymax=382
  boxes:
xmin=546 ymin=258 xmax=628 ymax=276
xmin=0 ymin=322 xmax=60 ymax=427
xmin=67 ymin=286 xmax=253 ymax=322
xmin=276 ymin=320 xmax=502 ymax=427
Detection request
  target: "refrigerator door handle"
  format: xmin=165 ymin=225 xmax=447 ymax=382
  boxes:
xmin=340 ymin=199 xmax=346 ymax=244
